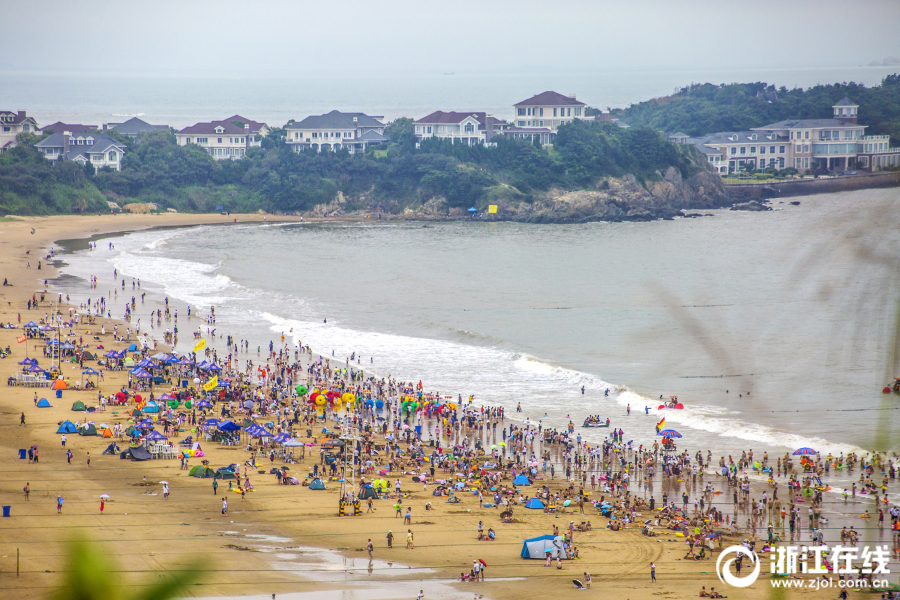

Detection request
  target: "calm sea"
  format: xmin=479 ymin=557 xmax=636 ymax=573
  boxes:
xmin=53 ymin=187 xmax=900 ymax=467
xmin=3 ymin=66 xmax=897 ymax=128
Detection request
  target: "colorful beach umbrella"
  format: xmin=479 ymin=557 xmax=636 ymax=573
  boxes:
xmin=658 ymin=429 xmax=682 ymax=438
xmin=792 ymin=447 xmax=817 ymax=456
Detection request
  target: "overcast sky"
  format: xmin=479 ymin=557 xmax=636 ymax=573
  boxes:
xmin=4 ymin=0 xmax=899 ymax=74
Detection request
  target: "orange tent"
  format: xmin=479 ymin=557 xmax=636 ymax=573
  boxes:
xmin=51 ymin=379 xmax=68 ymax=390
xmin=100 ymin=428 xmax=113 ymax=438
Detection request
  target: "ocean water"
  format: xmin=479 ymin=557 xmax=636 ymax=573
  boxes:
xmin=3 ymin=65 xmax=897 ymax=128
xmin=53 ymin=187 xmax=900 ymax=466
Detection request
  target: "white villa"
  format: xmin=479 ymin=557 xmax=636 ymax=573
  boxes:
xmin=0 ymin=110 xmax=40 ymax=153
xmin=506 ymin=91 xmax=587 ymax=145
xmin=35 ymin=131 xmax=126 ymax=171
xmin=684 ymin=98 xmax=900 ymax=174
xmin=176 ymin=116 xmax=268 ymax=160
xmin=414 ymin=111 xmax=493 ymax=145
xmin=285 ymin=111 xmax=388 ymax=154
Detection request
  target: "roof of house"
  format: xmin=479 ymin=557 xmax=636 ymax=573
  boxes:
xmin=35 ymin=132 xmax=125 ymax=162
xmin=754 ymin=118 xmax=865 ymax=130
xmin=415 ymin=111 xmax=486 ymax=127
xmin=514 ymin=91 xmax=585 ymax=107
xmin=833 ymin=97 xmax=857 ymax=107
xmin=286 ymin=110 xmax=385 ymax=130
xmin=0 ymin=111 xmax=38 ymax=125
xmin=107 ymin=117 xmax=168 ymax=135
xmin=668 ymin=132 xmax=689 ymax=138
xmin=685 ymin=140 xmax=724 ymax=156
xmin=694 ymin=131 xmax=788 ymax=145
xmin=355 ymin=130 xmax=389 ymax=142
xmin=178 ymin=115 xmax=266 ymax=135
xmin=41 ymin=122 xmax=98 ymax=134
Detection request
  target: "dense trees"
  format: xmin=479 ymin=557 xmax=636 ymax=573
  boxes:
xmin=618 ymin=74 xmax=900 ymax=144
xmin=0 ymin=114 xmax=700 ymax=216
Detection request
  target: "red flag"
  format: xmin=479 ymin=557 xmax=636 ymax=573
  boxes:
xmin=16 ymin=335 xmax=26 ymax=343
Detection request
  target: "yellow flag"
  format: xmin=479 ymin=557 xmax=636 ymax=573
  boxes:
xmin=488 ymin=205 xmax=497 ymax=214
xmin=193 ymin=338 xmax=206 ymax=352
xmin=203 ymin=375 xmax=218 ymax=391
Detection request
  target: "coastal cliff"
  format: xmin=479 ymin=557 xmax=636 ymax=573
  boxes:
xmin=308 ymin=167 xmax=731 ymax=223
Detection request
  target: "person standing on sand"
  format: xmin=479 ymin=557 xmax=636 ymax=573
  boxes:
xmin=100 ymin=499 xmax=105 ymax=514
xmin=86 ymin=452 xmax=91 ymax=468
xmin=163 ymin=483 xmax=169 ymax=499
xmin=406 ymin=529 xmax=414 ymax=549
xmin=367 ymin=539 xmax=373 ymax=558
xmin=213 ymin=479 xmax=218 ymax=495
xmin=57 ymin=495 xmax=64 ymax=513
xmin=20 ymin=412 xmax=25 ymax=426
xmin=651 ymin=562 xmax=656 ymax=582
xmin=23 ymin=483 xmax=29 ymax=500
xmin=386 ymin=531 xmax=393 ymax=548
xmin=222 ymin=497 xmax=228 ymax=515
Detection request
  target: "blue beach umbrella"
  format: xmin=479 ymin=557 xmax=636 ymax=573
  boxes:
xmin=658 ymin=429 xmax=682 ymax=438
xmin=792 ymin=447 xmax=817 ymax=456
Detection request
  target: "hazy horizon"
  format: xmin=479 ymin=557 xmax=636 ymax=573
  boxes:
xmin=3 ymin=0 xmax=899 ymax=75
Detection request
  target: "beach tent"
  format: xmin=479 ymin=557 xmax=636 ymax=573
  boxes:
xmin=215 ymin=470 xmax=236 ymax=480
xmin=100 ymin=428 xmax=114 ymax=438
xmin=189 ymin=465 xmax=216 ymax=478
xmin=82 ymin=351 xmax=96 ymax=360
xmin=513 ymin=474 xmax=531 ymax=486
xmin=128 ymin=408 xmax=142 ymax=417
xmin=130 ymin=445 xmax=152 ymax=461
xmin=71 ymin=401 xmax=86 ymax=411
xmin=127 ymin=343 xmax=138 ymax=352
xmin=51 ymin=379 xmax=68 ymax=390
xmin=524 ymin=498 xmax=545 ymax=510
xmin=143 ymin=401 xmax=159 ymax=413
xmin=309 ymin=478 xmax=326 ymax=490
xmin=359 ymin=484 xmax=378 ymax=500
xmin=123 ymin=358 xmax=135 ymax=368
xmin=36 ymin=398 xmax=52 ymax=408
xmin=56 ymin=421 xmax=78 ymax=434
xmin=196 ymin=400 xmax=213 ymax=409
xmin=217 ymin=421 xmax=241 ymax=432
xmin=79 ymin=423 xmax=98 ymax=436
xmin=520 ymin=535 xmax=565 ymax=559
xmin=146 ymin=430 xmax=167 ymax=441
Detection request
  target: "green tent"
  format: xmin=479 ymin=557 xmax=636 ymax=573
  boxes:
xmin=215 ymin=470 xmax=236 ymax=480
xmin=79 ymin=423 xmax=97 ymax=436
xmin=189 ymin=465 xmax=216 ymax=478
xmin=309 ymin=478 xmax=326 ymax=490
xmin=82 ymin=351 xmax=96 ymax=360
xmin=71 ymin=400 xmax=86 ymax=411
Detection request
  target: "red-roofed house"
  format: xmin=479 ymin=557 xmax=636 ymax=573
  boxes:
xmin=175 ymin=115 xmax=268 ymax=160
xmin=506 ymin=91 xmax=587 ymax=145
xmin=0 ymin=110 xmax=41 ymax=153
xmin=414 ymin=111 xmax=498 ymax=145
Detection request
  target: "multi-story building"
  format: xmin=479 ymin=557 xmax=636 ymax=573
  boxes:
xmin=0 ymin=110 xmax=41 ymax=153
xmin=684 ymin=98 xmax=900 ymax=174
xmin=35 ymin=131 xmax=126 ymax=171
xmin=285 ymin=111 xmax=388 ymax=154
xmin=175 ymin=115 xmax=267 ymax=160
xmin=687 ymin=131 xmax=790 ymax=174
xmin=414 ymin=111 xmax=496 ymax=145
xmin=506 ymin=91 xmax=587 ymax=145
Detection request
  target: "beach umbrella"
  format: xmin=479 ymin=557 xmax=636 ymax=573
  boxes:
xmin=792 ymin=447 xmax=817 ymax=456
xmin=130 ymin=367 xmax=153 ymax=378
xmin=658 ymin=429 xmax=682 ymax=438
xmin=19 ymin=358 xmax=37 ymax=365
xmin=137 ymin=359 xmax=156 ymax=369
xmin=159 ymin=481 xmax=169 ymax=485
xmin=100 ymin=494 xmax=110 ymax=499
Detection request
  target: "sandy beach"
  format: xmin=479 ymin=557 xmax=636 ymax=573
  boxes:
xmin=0 ymin=213 xmax=884 ymax=600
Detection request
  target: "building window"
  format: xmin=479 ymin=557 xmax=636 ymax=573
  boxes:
xmin=575 ymin=108 xmax=581 ymax=116
xmin=553 ymin=108 xmax=557 ymax=117
xmin=769 ymin=146 xmax=775 ymax=154
xmin=185 ymin=137 xmax=191 ymax=144
xmin=796 ymin=145 xmax=802 ymax=153
xmin=108 ymin=151 xmax=117 ymax=161
xmin=23 ymin=124 xmax=29 ymax=131
xmin=426 ymin=127 xmax=432 ymax=134
xmin=730 ymin=147 xmax=736 ymax=155
xmin=750 ymin=146 xmax=756 ymax=153
xmin=518 ymin=108 xmax=526 ymax=116
xmin=740 ymin=147 xmax=746 ymax=155
xmin=779 ymin=145 xmax=785 ymax=153
xmin=218 ymin=138 xmax=222 ymax=143
xmin=759 ymin=146 xmax=765 ymax=154
xmin=567 ymin=108 xmax=571 ymax=117
xmin=539 ymin=108 xmax=543 ymax=117
xmin=803 ymin=145 xmax=809 ymax=153
xmin=464 ymin=123 xmax=474 ymax=133
xmin=804 ymin=131 xmax=809 ymax=139
xmin=539 ymin=121 xmax=543 ymax=127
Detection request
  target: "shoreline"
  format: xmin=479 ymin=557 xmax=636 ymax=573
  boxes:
xmin=0 ymin=212 xmax=896 ymax=600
